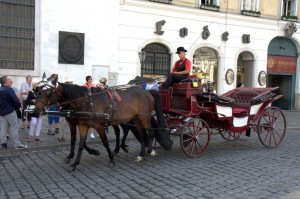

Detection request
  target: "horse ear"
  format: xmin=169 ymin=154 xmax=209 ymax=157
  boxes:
xmin=42 ymin=72 xmax=46 ymax=79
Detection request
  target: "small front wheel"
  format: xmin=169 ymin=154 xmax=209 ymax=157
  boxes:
xmin=180 ymin=118 xmax=210 ymax=158
xmin=219 ymin=129 xmax=241 ymax=141
xmin=257 ymin=107 xmax=286 ymax=148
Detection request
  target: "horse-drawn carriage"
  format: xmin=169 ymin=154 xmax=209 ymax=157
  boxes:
xmin=34 ymin=74 xmax=286 ymax=170
xmin=158 ymin=76 xmax=286 ymax=158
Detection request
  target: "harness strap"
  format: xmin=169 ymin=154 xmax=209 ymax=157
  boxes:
xmin=87 ymin=87 xmax=94 ymax=115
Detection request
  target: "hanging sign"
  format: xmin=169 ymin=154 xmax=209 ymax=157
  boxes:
xmin=267 ymin=56 xmax=296 ymax=73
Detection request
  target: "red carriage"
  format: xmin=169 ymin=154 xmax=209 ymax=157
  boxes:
xmin=158 ymin=76 xmax=286 ymax=158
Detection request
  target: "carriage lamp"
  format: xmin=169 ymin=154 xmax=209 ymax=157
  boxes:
xmin=139 ymin=50 xmax=146 ymax=77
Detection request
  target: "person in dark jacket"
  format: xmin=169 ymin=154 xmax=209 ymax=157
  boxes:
xmin=26 ymin=80 xmax=43 ymax=142
xmin=162 ymin=46 xmax=191 ymax=89
xmin=0 ymin=76 xmax=27 ymax=149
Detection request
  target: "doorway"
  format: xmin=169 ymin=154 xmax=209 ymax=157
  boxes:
xmin=267 ymin=74 xmax=293 ymax=110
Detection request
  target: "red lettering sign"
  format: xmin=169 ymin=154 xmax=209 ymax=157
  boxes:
xmin=267 ymin=56 xmax=296 ymax=73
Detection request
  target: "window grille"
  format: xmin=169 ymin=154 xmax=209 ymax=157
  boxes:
xmin=142 ymin=43 xmax=171 ymax=76
xmin=0 ymin=0 xmax=35 ymax=70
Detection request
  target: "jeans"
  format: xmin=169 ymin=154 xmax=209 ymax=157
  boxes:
xmin=0 ymin=111 xmax=22 ymax=147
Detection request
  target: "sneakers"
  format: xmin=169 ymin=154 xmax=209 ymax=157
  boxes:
xmin=1 ymin=143 xmax=7 ymax=150
xmin=90 ymin=133 xmax=95 ymax=139
xmin=55 ymin=128 xmax=59 ymax=134
xmin=15 ymin=144 xmax=27 ymax=150
xmin=47 ymin=130 xmax=55 ymax=135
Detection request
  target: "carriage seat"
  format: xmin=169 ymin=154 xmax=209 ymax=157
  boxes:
xmin=228 ymin=90 xmax=260 ymax=117
xmin=198 ymin=93 xmax=235 ymax=107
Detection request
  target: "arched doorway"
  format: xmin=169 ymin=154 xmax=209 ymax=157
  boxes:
xmin=142 ymin=43 xmax=171 ymax=77
xmin=237 ymin=51 xmax=254 ymax=87
xmin=192 ymin=47 xmax=218 ymax=92
xmin=267 ymin=37 xmax=297 ymax=110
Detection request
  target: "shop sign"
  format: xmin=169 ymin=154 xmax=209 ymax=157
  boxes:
xmin=267 ymin=56 xmax=296 ymax=73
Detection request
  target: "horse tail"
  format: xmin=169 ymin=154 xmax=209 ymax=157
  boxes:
xmin=148 ymin=90 xmax=165 ymax=128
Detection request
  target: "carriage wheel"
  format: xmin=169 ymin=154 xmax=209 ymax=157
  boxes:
xmin=257 ymin=107 xmax=286 ymax=148
xmin=180 ymin=118 xmax=210 ymax=158
xmin=219 ymin=130 xmax=241 ymax=141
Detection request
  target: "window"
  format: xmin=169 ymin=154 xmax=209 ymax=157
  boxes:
xmin=242 ymin=0 xmax=259 ymax=11
xmin=142 ymin=43 xmax=171 ymax=76
xmin=201 ymin=0 xmax=219 ymax=6
xmin=282 ymin=0 xmax=297 ymax=16
xmin=0 ymin=0 xmax=35 ymax=70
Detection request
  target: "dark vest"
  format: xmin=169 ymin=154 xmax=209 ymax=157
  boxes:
xmin=175 ymin=59 xmax=188 ymax=77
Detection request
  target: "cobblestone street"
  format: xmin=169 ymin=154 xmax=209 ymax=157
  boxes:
xmin=0 ymin=111 xmax=300 ymax=199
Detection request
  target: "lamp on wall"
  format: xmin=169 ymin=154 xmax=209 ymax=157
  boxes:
xmin=138 ymin=50 xmax=146 ymax=77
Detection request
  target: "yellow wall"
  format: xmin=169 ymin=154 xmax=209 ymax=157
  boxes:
xmin=261 ymin=0 xmax=279 ymax=18
xmin=221 ymin=0 xmax=239 ymax=13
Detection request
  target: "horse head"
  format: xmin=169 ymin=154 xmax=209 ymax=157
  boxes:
xmin=34 ymin=75 xmax=61 ymax=114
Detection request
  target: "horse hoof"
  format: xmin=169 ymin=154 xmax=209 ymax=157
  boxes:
xmin=108 ymin=160 xmax=115 ymax=167
xmin=64 ymin=157 xmax=72 ymax=164
xmin=94 ymin=150 xmax=100 ymax=156
xmin=68 ymin=166 xmax=76 ymax=172
xmin=135 ymin=156 xmax=143 ymax=162
xmin=150 ymin=150 xmax=158 ymax=157
xmin=121 ymin=146 xmax=129 ymax=153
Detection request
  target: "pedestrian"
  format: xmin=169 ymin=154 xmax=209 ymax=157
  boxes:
xmin=47 ymin=105 xmax=60 ymax=135
xmin=0 ymin=76 xmax=27 ymax=149
xmin=20 ymin=75 xmax=32 ymax=129
xmin=237 ymin=82 xmax=244 ymax=88
xmin=96 ymin=77 xmax=108 ymax=89
xmin=162 ymin=46 xmax=191 ymax=89
xmin=82 ymin=75 xmax=96 ymax=138
xmin=26 ymin=80 xmax=43 ymax=142
xmin=47 ymin=74 xmax=60 ymax=135
xmin=57 ymin=77 xmax=74 ymax=142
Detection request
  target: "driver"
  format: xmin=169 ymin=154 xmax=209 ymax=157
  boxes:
xmin=162 ymin=46 xmax=191 ymax=89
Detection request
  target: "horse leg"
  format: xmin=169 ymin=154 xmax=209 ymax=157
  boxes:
xmin=97 ymin=126 xmax=115 ymax=166
xmin=132 ymin=119 xmax=146 ymax=162
xmin=69 ymin=124 xmax=89 ymax=171
xmin=112 ymin=125 xmax=121 ymax=154
xmin=84 ymin=140 xmax=100 ymax=156
xmin=120 ymin=124 xmax=130 ymax=153
xmin=64 ymin=120 xmax=76 ymax=163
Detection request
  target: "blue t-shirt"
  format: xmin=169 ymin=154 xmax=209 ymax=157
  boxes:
xmin=0 ymin=85 xmax=21 ymax=116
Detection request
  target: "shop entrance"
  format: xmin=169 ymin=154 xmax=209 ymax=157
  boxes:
xmin=267 ymin=74 xmax=293 ymax=110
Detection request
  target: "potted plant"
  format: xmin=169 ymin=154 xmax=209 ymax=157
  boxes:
xmin=281 ymin=15 xmax=298 ymax=22
xmin=241 ymin=9 xmax=261 ymax=17
xmin=200 ymin=4 xmax=220 ymax=11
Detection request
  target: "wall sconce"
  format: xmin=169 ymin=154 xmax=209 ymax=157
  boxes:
xmin=138 ymin=50 xmax=146 ymax=77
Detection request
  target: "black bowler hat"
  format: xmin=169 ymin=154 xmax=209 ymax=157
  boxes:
xmin=176 ymin=46 xmax=187 ymax=54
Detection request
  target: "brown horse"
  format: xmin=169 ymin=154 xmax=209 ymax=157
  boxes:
xmin=35 ymin=77 xmax=172 ymax=170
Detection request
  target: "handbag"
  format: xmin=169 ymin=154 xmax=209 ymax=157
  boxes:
xmin=15 ymin=108 xmax=22 ymax=119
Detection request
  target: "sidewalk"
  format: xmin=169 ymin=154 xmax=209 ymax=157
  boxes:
xmin=1 ymin=110 xmax=299 ymax=154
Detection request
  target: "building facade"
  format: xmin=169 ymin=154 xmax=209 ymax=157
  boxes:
xmin=1 ymin=0 xmax=300 ymax=110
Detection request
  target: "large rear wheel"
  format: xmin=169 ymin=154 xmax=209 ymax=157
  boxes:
xmin=180 ymin=118 xmax=210 ymax=157
xmin=257 ymin=107 xmax=286 ymax=148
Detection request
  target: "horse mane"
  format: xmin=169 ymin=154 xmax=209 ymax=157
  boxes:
xmin=59 ymin=83 xmax=104 ymax=100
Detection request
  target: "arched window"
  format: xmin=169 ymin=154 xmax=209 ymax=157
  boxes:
xmin=142 ymin=43 xmax=171 ymax=76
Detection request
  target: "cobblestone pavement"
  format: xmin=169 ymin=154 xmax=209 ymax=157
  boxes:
xmin=0 ymin=111 xmax=300 ymax=199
